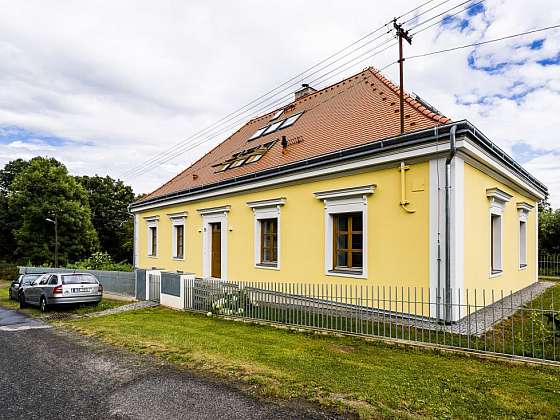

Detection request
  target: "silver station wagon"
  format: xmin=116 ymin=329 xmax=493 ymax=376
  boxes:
xmin=19 ymin=272 xmax=103 ymax=312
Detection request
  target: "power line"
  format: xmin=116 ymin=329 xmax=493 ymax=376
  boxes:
xmin=406 ymin=24 xmax=560 ymax=60
xmin=119 ymin=32 xmax=400 ymax=179
xmin=410 ymin=0 xmax=485 ymax=36
xmin=118 ymin=0 xmax=458 ymax=179
xmin=122 ymin=35 xmax=399 ymax=179
xmin=121 ymin=0 xmax=485 ymax=179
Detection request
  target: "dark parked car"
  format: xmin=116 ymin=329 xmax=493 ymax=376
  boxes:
xmin=19 ymin=272 xmax=103 ymax=312
xmin=8 ymin=273 xmax=43 ymax=300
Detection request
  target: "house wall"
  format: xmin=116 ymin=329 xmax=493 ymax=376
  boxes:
xmin=463 ymin=162 xmax=537 ymax=301
xmin=135 ymin=161 xmax=431 ymax=293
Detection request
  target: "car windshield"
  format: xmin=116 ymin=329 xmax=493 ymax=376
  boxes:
xmin=21 ymin=274 xmax=41 ymax=285
xmin=61 ymin=274 xmax=98 ymax=285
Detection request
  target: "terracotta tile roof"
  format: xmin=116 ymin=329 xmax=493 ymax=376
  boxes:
xmin=140 ymin=67 xmax=451 ymax=203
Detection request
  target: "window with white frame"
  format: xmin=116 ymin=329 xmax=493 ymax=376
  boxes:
xmin=146 ymin=217 xmax=159 ymax=257
xmin=314 ymin=185 xmax=375 ymax=278
xmin=247 ymin=198 xmax=285 ymax=269
xmin=519 ymin=220 xmax=527 ymax=268
xmin=168 ymin=212 xmax=187 ymax=260
xmin=517 ymin=202 xmax=533 ymax=268
xmin=486 ymin=188 xmax=512 ymax=276
xmin=490 ymin=213 xmax=502 ymax=274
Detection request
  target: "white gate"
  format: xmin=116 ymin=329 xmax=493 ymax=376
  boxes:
xmin=146 ymin=270 xmax=161 ymax=303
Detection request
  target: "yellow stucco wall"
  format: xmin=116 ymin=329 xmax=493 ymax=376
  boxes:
xmin=463 ymin=163 xmax=537 ymax=302
xmin=136 ymin=162 xmax=431 ymax=295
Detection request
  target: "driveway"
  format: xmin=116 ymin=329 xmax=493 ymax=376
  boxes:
xmin=0 ymin=307 xmax=338 ymax=419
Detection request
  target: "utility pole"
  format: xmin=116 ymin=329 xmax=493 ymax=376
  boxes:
xmin=393 ymin=18 xmax=413 ymax=134
xmin=46 ymin=215 xmax=58 ymax=268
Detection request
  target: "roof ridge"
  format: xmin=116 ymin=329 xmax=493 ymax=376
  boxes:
xmin=366 ymin=67 xmax=451 ymax=123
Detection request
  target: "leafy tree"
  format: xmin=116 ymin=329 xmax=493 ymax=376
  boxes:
xmin=0 ymin=159 xmax=30 ymax=261
xmin=9 ymin=157 xmax=99 ymax=265
xmin=0 ymin=158 xmax=29 ymax=194
xmin=539 ymin=205 xmax=560 ymax=256
xmin=76 ymin=175 xmax=135 ymax=263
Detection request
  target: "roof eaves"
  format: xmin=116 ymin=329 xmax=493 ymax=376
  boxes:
xmin=129 ymin=121 xmax=547 ymax=210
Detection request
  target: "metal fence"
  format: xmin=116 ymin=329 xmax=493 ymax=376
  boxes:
xmin=185 ymin=278 xmax=560 ymax=363
xmin=0 ymin=263 xmax=18 ymax=282
xmin=19 ymin=267 xmax=136 ymax=297
xmin=539 ymin=254 xmax=560 ymax=278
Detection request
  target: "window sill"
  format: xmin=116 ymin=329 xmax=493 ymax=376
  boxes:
xmin=519 ymin=264 xmax=528 ymax=270
xmin=147 ymin=255 xmax=159 ymax=259
xmin=172 ymin=257 xmax=185 ymax=261
xmin=255 ymin=263 xmax=279 ymax=270
xmin=327 ymin=269 xmax=365 ymax=279
xmin=490 ymin=269 xmax=503 ymax=278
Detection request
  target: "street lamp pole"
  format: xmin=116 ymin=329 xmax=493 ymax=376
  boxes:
xmin=46 ymin=215 xmax=58 ymax=268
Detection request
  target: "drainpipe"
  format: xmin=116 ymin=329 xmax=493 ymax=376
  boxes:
xmin=444 ymin=125 xmax=457 ymax=323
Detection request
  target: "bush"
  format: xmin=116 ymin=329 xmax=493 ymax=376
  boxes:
xmin=211 ymin=288 xmax=256 ymax=316
xmin=68 ymin=251 xmax=133 ymax=272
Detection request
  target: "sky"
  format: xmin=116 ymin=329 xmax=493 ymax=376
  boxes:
xmin=0 ymin=0 xmax=559 ymax=206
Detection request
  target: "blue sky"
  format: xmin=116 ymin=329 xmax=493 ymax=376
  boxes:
xmin=0 ymin=0 xmax=559 ymax=205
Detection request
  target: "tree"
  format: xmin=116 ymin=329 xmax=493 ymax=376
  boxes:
xmin=9 ymin=157 xmax=99 ymax=265
xmin=76 ymin=175 xmax=135 ymax=263
xmin=0 ymin=159 xmax=30 ymax=261
xmin=539 ymin=206 xmax=560 ymax=256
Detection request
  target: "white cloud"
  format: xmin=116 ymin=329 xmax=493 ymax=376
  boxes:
xmin=0 ymin=0 xmax=559 ymax=205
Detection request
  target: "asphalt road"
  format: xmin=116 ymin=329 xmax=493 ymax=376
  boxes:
xmin=0 ymin=307 xmax=339 ymax=419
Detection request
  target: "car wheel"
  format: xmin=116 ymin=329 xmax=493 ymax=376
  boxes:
xmin=19 ymin=293 xmax=27 ymax=309
xmin=40 ymin=296 xmax=48 ymax=313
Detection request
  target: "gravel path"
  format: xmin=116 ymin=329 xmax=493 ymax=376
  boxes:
xmin=82 ymin=300 xmax=158 ymax=318
xmin=449 ymin=281 xmax=556 ymax=335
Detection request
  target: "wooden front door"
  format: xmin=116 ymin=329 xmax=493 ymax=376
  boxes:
xmin=210 ymin=223 xmax=221 ymax=278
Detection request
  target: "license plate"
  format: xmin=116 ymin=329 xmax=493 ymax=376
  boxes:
xmin=72 ymin=288 xmax=91 ymax=293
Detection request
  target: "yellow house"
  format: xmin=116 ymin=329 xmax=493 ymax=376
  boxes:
xmin=130 ymin=68 xmax=547 ymax=321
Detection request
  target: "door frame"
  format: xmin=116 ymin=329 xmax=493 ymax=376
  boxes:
xmin=200 ymin=208 xmax=229 ymax=281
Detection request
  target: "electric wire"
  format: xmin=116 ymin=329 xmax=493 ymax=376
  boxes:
xmin=122 ymin=0 xmax=499 ymax=179
xmin=119 ymin=0 xmax=457 ymax=179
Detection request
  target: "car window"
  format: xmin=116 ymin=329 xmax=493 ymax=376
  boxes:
xmin=48 ymin=275 xmax=59 ymax=285
xmin=39 ymin=275 xmax=50 ymax=285
xmin=61 ymin=274 xmax=98 ymax=285
xmin=21 ymin=274 xmax=41 ymax=285
xmin=13 ymin=275 xmax=22 ymax=284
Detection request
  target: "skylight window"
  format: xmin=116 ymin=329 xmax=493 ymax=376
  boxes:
xmin=213 ymin=140 xmax=276 ymax=173
xmin=248 ymin=111 xmax=305 ymax=142
xmin=279 ymin=112 xmax=303 ymax=129
xmin=246 ymin=154 xmax=263 ymax=164
xmin=271 ymin=109 xmax=284 ymax=120
xmin=262 ymin=120 xmax=283 ymax=136
xmin=230 ymin=159 xmax=245 ymax=168
xmin=249 ymin=127 xmax=267 ymax=140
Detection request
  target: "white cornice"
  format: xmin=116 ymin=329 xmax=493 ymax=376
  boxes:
xmin=516 ymin=202 xmax=534 ymax=212
xmin=166 ymin=211 xmax=188 ymax=219
xmin=197 ymin=205 xmax=231 ymax=215
xmin=486 ymin=187 xmax=513 ymax=203
xmin=246 ymin=197 xmax=286 ymax=209
xmin=143 ymin=215 xmax=160 ymax=222
xmin=314 ymin=185 xmax=376 ymax=200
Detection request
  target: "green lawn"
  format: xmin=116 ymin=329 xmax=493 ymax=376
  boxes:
xmin=65 ymin=306 xmax=560 ymax=419
xmin=0 ymin=282 xmax=128 ymax=317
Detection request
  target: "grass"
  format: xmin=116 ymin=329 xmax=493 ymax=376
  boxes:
xmin=203 ymin=284 xmax=560 ymax=361
xmin=483 ymin=283 xmax=560 ymax=360
xmin=65 ymin=306 xmax=560 ymax=419
xmin=0 ymin=282 xmax=129 ymax=318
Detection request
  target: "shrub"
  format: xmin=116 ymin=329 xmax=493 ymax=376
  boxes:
xmin=68 ymin=251 xmax=133 ymax=272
